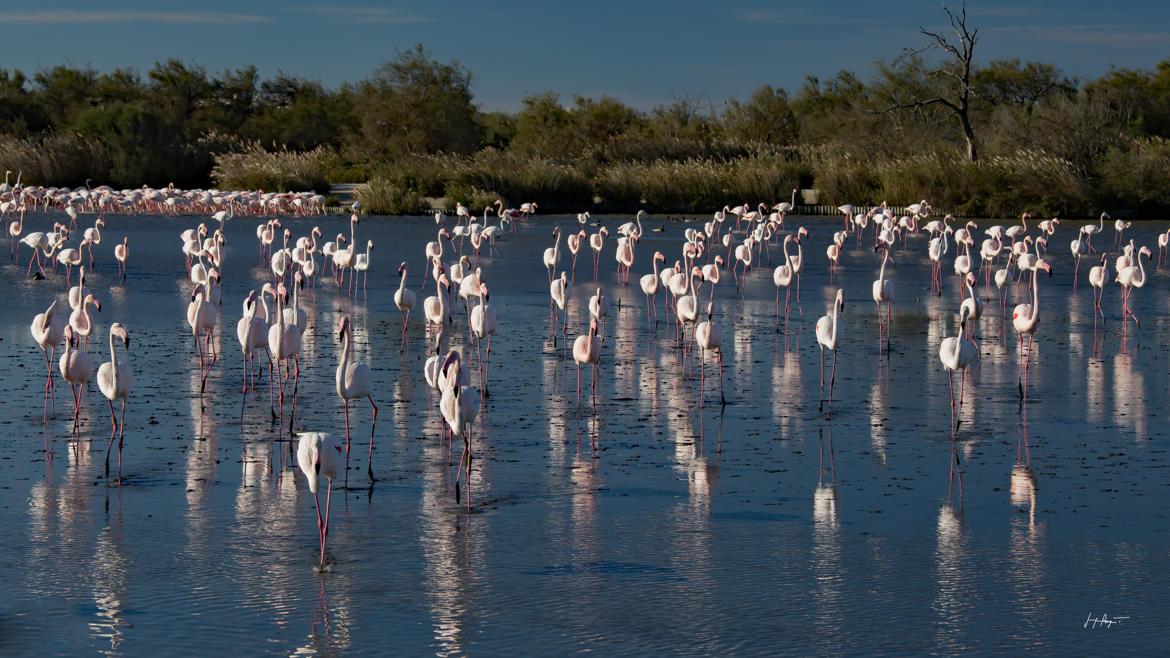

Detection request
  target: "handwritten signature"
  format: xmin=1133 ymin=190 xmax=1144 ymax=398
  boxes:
xmin=1084 ymin=613 xmax=1129 ymax=629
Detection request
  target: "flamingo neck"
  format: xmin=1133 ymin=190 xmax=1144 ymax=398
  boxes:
xmin=109 ymin=331 xmax=120 ymax=389
xmin=879 ymin=250 xmax=888 ymax=282
xmin=398 ymin=270 xmax=407 ymax=293
xmin=1029 ymin=267 xmax=1040 ymax=320
xmin=342 ymin=326 xmax=352 ymax=366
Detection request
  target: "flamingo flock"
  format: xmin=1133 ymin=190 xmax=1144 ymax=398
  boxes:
xmin=13 ymin=181 xmax=1164 ymax=571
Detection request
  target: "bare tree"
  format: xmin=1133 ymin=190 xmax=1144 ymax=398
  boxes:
xmin=883 ymin=4 xmax=980 ymax=161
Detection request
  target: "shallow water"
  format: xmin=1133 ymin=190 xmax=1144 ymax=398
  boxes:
xmin=2 ymin=212 xmax=1168 ymax=655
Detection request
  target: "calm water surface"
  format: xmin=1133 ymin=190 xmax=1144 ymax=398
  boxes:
xmin=1 ymin=211 xmax=1168 ymax=655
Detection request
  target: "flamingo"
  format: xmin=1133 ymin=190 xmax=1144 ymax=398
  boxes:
xmin=282 ymin=270 xmax=308 ymax=336
xmin=872 ymin=246 xmax=894 ymax=351
xmin=470 ymin=282 xmax=498 ymax=398
xmin=1013 ymin=259 xmax=1052 ymax=400
xmin=97 ymin=323 xmax=132 ymax=481
xmin=69 ymin=265 xmax=92 ymax=311
xmin=69 ymin=292 xmax=101 ymax=349
xmin=572 ymin=318 xmax=603 ymax=406
xmin=31 ymin=300 xmax=67 ymax=420
xmin=816 ymin=290 xmax=844 ymax=415
xmin=959 ymin=272 xmax=983 ymax=345
xmin=675 ymin=266 xmax=703 ymax=345
xmin=394 ymin=262 xmax=417 ymax=351
xmin=1113 ymin=216 xmax=1132 ymax=248
xmin=189 ymin=283 xmax=217 ymax=395
xmin=694 ymin=301 xmax=726 ymax=406
xmin=939 ymin=305 xmax=977 ymax=433
xmin=1081 ymin=211 xmax=1107 ymax=252
xmin=589 ymin=227 xmax=608 ymax=280
xmin=1117 ymin=245 xmax=1151 ymax=329
xmin=565 ymin=229 xmax=585 ymax=282
xmin=543 ymin=227 xmax=562 ymax=282
xmin=619 ymin=209 xmax=646 ymax=238
xmin=640 ymin=251 xmax=666 ymax=328
xmin=267 ymin=281 xmax=301 ymax=430
xmin=423 ymin=271 xmax=452 ymax=337
xmin=353 ymin=240 xmax=373 ymax=294
xmin=7 ymin=207 xmax=23 ymax=261
xmin=336 ymin=316 xmax=378 ymax=484
xmin=297 ymin=431 xmax=344 ymax=571
xmin=236 ymin=290 xmax=270 ymax=403
xmin=1070 ymin=228 xmax=1088 ymax=286
xmin=826 ymin=231 xmax=845 ymax=282
xmin=549 ymin=271 xmax=570 ymax=337
xmin=994 ymin=251 xmax=1015 ymax=316
xmin=114 ymin=236 xmax=129 ymax=280
xmin=928 ymin=227 xmax=952 ymax=295
xmin=439 ymin=353 xmax=480 ymax=510
xmin=615 ymin=233 xmax=637 ymax=285
xmin=1087 ymin=253 xmax=1109 ymax=320
xmin=588 ymin=286 xmax=610 ymax=338
xmin=701 ymin=255 xmax=724 ymax=303
xmin=788 ymin=226 xmax=809 ymax=308
xmin=773 ymin=235 xmax=797 ymax=333
xmin=1158 ymin=228 xmax=1170 ymax=267
xmin=58 ymin=325 xmax=94 ymax=430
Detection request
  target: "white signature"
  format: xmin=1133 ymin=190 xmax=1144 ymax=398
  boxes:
xmin=1084 ymin=613 xmax=1129 ymax=629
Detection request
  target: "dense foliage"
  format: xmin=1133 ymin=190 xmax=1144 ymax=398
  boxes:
xmin=2 ymin=40 xmax=1170 ymax=217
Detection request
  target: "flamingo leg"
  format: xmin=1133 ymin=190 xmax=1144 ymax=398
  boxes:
xmin=106 ymin=398 xmax=117 ymax=479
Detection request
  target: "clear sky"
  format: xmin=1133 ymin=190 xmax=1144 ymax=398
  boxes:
xmin=1 ymin=1 xmax=1168 ymax=112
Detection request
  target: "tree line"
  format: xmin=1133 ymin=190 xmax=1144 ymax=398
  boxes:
xmin=2 ymin=32 xmax=1170 ymax=216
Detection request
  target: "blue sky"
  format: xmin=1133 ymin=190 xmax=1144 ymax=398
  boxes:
xmin=1 ymin=1 xmax=1168 ymax=112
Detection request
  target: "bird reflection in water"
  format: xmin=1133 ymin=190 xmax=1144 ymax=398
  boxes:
xmin=812 ymin=425 xmax=841 ymax=645
xmin=932 ymin=503 xmax=969 ymax=653
xmin=295 ymin=579 xmax=352 ymax=656
xmin=1112 ymin=349 xmax=1147 ymax=442
xmin=1008 ymin=459 xmax=1046 ymax=639
xmin=771 ymin=350 xmax=803 ymax=440
xmin=421 ymin=454 xmax=479 ymax=656
xmin=868 ymin=372 xmax=889 ymax=468
xmin=91 ymin=510 xmax=130 ymax=655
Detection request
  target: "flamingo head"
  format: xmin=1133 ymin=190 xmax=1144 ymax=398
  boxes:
xmin=439 ymin=274 xmax=450 ymax=289
xmin=798 ymin=227 xmax=809 ymax=239
xmin=90 ymin=296 xmax=101 ymax=312
xmin=835 ymin=289 xmax=845 ymax=309
xmin=714 ymin=255 xmax=724 ymax=267
xmin=441 ymin=350 xmax=460 ymax=377
xmin=1101 ymin=211 xmax=1110 ymax=220
xmin=654 ymin=251 xmax=665 ymax=263
xmin=398 ymin=261 xmax=408 ymax=274
xmin=1141 ymin=246 xmax=1152 ymax=258
xmin=966 ymin=272 xmax=976 ymax=286
xmin=295 ymin=270 xmax=305 ymax=289
xmin=63 ymin=325 xmax=74 ymax=344
xmin=691 ymin=266 xmax=703 ymax=277
xmin=1037 ymin=259 xmax=1052 ymax=276
xmin=338 ymin=316 xmax=350 ymax=341
xmin=209 ymin=268 xmax=222 ymax=284
xmin=600 ymin=226 xmax=609 ymax=236
xmin=245 ymin=289 xmax=258 ymax=310
xmin=590 ymin=318 xmax=599 ymax=335
xmin=111 ymin=322 xmax=129 ymax=348
xmin=480 ymin=282 xmax=489 ymax=301
xmin=351 ymin=214 xmax=360 ymax=224
xmin=313 ymin=226 xmax=322 ymax=237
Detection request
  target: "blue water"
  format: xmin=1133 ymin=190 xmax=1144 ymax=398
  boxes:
xmin=1 ymin=211 xmax=1167 ymax=655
